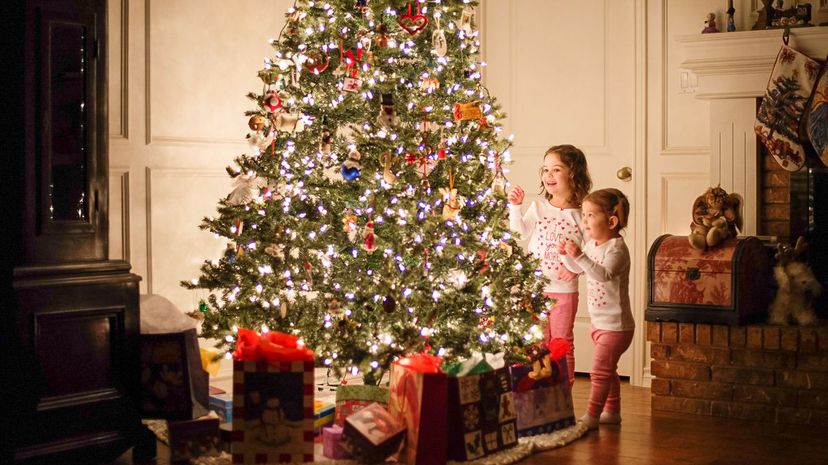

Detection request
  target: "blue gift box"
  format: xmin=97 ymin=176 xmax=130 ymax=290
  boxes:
xmin=209 ymin=393 xmax=233 ymax=424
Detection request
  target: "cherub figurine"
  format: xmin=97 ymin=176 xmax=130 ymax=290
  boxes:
xmin=688 ymin=186 xmax=742 ymax=250
xmin=702 ymin=12 xmax=719 ymax=33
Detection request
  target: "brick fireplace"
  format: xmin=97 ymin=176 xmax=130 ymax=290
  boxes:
xmin=647 ymin=321 xmax=828 ymax=426
xmin=651 ymin=28 xmax=828 ymax=426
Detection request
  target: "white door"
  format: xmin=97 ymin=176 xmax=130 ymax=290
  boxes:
xmin=481 ymin=0 xmax=645 ymax=380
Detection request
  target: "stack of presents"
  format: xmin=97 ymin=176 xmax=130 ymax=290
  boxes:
xmin=140 ymin=323 xmax=576 ymax=464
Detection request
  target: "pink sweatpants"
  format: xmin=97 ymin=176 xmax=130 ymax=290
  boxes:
xmin=544 ymin=292 xmax=578 ymax=385
xmin=587 ymin=327 xmax=634 ymax=418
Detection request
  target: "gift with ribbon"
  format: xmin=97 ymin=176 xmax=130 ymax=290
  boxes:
xmin=230 ymin=328 xmax=314 ymax=464
xmin=509 ymin=338 xmax=575 ymax=437
xmin=388 ymin=353 xmax=448 ymax=465
xmin=445 ymin=352 xmax=518 ymax=461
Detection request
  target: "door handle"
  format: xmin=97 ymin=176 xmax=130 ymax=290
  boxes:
xmin=616 ymin=166 xmax=632 ymax=182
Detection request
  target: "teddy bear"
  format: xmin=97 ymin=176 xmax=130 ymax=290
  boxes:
xmin=769 ymin=237 xmax=822 ymax=326
xmin=688 ymin=186 xmax=742 ymax=250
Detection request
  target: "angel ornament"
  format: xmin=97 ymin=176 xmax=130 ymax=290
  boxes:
xmin=227 ymin=173 xmax=265 ymax=206
xmin=440 ymin=170 xmax=462 ymax=221
xmin=688 ymin=186 xmax=742 ymax=251
xmin=457 ymin=5 xmax=475 ymax=35
xmin=379 ymin=151 xmax=398 ymax=185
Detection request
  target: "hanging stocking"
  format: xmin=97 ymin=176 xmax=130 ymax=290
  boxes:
xmin=805 ymin=63 xmax=828 ymax=167
xmin=755 ymin=42 xmax=821 ymax=171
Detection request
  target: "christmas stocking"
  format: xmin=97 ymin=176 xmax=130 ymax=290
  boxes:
xmin=755 ymin=43 xmax=821 ymax=172
xmin=805 ymin=63 xmax=828 ymax=168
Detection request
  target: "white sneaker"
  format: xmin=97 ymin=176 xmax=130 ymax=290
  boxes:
xmin=599 ymin=412 xmax=622 ymax=424
xmin=579 ymin=414 xmax=599 ymax=430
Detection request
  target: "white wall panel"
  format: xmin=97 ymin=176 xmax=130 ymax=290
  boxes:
xmin=660 ymin=174 xmax=708 ymax=235
xmin=109 ymin=0 xmax=128 ymax=138
xmin=147 ymin=0 xmax=286 ymax=145
xmin=147 ymin=168 xmax=229 ymax=308
xmin=109 ymin=168 xmax=130 ymax=261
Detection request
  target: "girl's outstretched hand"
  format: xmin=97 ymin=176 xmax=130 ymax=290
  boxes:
xmin=508 ymin=186 xmax=525 ymax=205
xmin=563 ymin=239 xmax=583 ymax=258
xmin=557 ymin=267 xmax=578 ymax=281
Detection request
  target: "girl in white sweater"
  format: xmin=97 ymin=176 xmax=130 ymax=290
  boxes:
xmin=508 ymin=145 xmax=592 ymax=385
xmin=558 ymin=188 xmax=634 ymax=429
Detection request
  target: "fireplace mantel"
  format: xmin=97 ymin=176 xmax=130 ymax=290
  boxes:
xmin=676 ymin=27 xmax=828 ymax=236
xmin=678 ymin=27 xmax=828 ymax=100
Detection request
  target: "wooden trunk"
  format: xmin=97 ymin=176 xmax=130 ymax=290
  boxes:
xmin=645 ymin=235 xmax=772 ymax=325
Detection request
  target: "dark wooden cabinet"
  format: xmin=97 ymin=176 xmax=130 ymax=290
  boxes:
xmin=1 ymin=1 xmax=151 ymax=463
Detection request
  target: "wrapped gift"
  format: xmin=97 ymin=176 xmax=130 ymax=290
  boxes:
xmin=231 ymin=328 xmax=315 ymax=464
xmin=388 ymin=354 xmax=447 ymax=465
xmin=210 ymin=392 xmax=233 ymax=424
xmin=341 ymin=402 xmax=406 ymax=464
xmin=334 ymin=384 xmax=388 ymax=426
xmin=168 ymin=416 xmax=221 ymax=462
xmin=322 ymin=424 xmax=350 ymax=459
xmin=314 ymin=399 xmax=335 ymax=435
xmin=509 ymin=339 xmax=575 ymax=437
xmin=446 ymin=353 xmax=518 ymax=461
xmin=139 ymin=328 xmax=210 ymax=420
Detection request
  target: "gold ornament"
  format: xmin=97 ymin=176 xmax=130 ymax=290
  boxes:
xmin=248 ymin=115 xmax=266 ymax=131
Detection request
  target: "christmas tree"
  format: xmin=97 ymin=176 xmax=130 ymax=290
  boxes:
xmin=185 ymin=0 xmax=550 ymax=384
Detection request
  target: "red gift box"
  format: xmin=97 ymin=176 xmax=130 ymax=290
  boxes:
xmin=230 ymin=328 xmax=314 ymax=464
xmin=388 ymin=354 xmax=447 ymax=465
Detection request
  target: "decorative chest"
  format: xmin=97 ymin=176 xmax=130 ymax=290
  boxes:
xmin=646 ymin=235 xmax=771 ymax=325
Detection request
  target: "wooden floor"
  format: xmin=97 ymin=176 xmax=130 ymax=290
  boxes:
xmin=523 ymin=376 xmax=826 ymax=465
xmin=118 ymin=376 xmax=827 ymax=465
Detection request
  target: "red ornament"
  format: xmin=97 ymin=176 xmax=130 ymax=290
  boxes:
xmin=398 ymin=2 xmax=428 ymax=35
xmin=303 ymin=50 xmax=330 ymax=74
xmin=263 ymin=91 xmax=282 ymax=113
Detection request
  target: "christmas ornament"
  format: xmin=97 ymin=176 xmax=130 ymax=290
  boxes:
xmin=491 ymin=155 xmax=508 ymax=195
xmin=419 ymin=76 xmax=440 ymax=94
xmin=398 ymin=2 xmax=428 ymax=35
xmin=440 ymin=169 xmax=461 ymax=221
xmin=280 ymin=301 xmax=288 ymax=318
xmin=379 ymin=151 xmax=398 ymax=185
xmin=248 ymin=128 xmax=274 ymax=152
xmin=382 ymin=295 xmax=396 ymax=313
xmin=437 ymin=129 xmax=448 ymax=159
xmin=273 ymin=112 xmax=304 ymax=133
xmin=328 ymin=299 xmax=343 ymax=317
xmin=320 ymin=128 xmax=333 ymax=162
xmin=264 ymin=243 xmax=285 ymax=259
xmin=362 ymin=219 xmax=377 ymax=253
xmin=341 ymin=148 xmax=362 ymax=181
xmin=457 ymin=5 xmax=475 ymax=35
xmin=342 ymin=209 xmax=358 ymax=238
xmin=376 ymin=93 xmax=400 ymax=128
xmin=431 ymin=16 xmax=447 ymax=57
xmin=303 ymin=49 xmax=330 ymax=74
xmin=355 ymin=0 xmax=368 ymax=11
xmin=453 ymin=102 xmax=483 ymax=121
xmin=262 ymin=90 xmax=283 ymax=113
xmin=374 ymin=23 xmax=389 ymax=48
xmin=303 ymin=261 xmax=313 ymax=285
xmin=227 ymin=173 xmax=265 ymax=205
xmin=248 ymin=115 xmax=266 ymax=131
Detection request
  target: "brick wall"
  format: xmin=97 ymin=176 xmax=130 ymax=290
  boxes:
xmin=647 ymin=321 xmax=828 ymax=426
xmin=759 ymin=152 xmax=791 ymax=240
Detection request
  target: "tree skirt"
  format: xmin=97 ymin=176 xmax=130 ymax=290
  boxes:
xmin=145 ymin=420 xmax=588 ymax=465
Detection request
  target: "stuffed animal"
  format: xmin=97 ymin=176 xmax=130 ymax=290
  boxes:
xmin=688 ymin=186 xmax=742 ymax=250
xmin=769 ymin=237 xmax=822 ymax=325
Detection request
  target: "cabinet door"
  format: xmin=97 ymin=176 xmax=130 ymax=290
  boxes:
xmin=26 ymin=0 xmax=108 ymax=264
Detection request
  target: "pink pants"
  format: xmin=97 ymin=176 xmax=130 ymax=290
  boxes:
xmin=544 ymin=292 xmax=578 ymax=385
xmin=587 ymin=327 xmax=634 ymax=418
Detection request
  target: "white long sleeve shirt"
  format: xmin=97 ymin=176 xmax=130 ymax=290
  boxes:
xmin=509 ymin=200 xmax=585 ymax=293
xmin=562 ymin=237 xmax=635 ymax=331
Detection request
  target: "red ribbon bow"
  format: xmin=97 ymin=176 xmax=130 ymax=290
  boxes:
xmin=344 ymin=44 xmax=364 ymax=78
xmin=396 ymin=353 xmax=444 ymax=373
xmin=233 ymin=327 xmax=314 ymax=363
